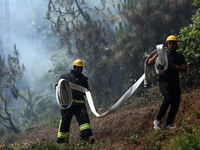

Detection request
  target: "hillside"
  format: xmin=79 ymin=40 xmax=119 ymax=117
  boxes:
xmin=1 ymin=87 xmax=200 ymax=149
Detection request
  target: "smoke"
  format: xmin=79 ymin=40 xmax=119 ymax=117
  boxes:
xmin=2 ymin=0 xmax=109 ymax=91
xmin=0 ymin=0 xmax=55 ymax=92
xmin=0 ymin=0 xmax=126 ymax=107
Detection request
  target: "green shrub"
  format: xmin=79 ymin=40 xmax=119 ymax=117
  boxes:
xmin=173 ymin=132 xmax=200 ymax=150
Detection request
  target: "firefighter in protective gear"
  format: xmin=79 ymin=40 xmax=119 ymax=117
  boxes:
xmin=56 ymin=59 xmax=94 ymax=143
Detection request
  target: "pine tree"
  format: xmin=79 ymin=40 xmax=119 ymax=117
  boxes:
xmin=0 ymin=45 xmax=25 ymax=133
xmin=46 ymin=0 xmax=123 ymax=107
xmin=111 ymin=0 xmax=194 ymax=84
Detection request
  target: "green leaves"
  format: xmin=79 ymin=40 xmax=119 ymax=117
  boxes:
xmin=0 ymin=46 xmax=25 ymax=133
xmin=112 ymin=0 xmax=194 ymax=84
xmin=178 ymin=1 xmax=200 ymax=88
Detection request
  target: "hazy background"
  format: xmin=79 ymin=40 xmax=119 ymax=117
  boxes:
xmin=0 ymin=0 xmax=197 ymax=136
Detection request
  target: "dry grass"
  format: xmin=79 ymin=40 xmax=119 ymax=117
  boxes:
xmin=0 ymin=88 xmax=200 ymax=149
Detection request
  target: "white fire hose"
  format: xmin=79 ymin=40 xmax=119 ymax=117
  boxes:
xmin=144 ymin=44 xmax=168 ymax=87
xmin=56 ymin=44 xmax=168 ymax=118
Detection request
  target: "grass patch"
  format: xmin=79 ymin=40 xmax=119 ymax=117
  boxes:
xmin=0 ymin=139 xmax=112 ymax=150
xmin=1 ymin=123 xmax=200 ymax=149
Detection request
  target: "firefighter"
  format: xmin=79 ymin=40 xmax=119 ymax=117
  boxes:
xmin=56 ymin=59 xmax=94 ymax=143
xmin=147 ymin=35 xmax=187 ymax=130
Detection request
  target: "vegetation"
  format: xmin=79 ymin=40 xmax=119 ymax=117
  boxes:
xmin=0 ymin=45 xmax=25 ymax=133
xmin=46 ymin=0 xmax=122 ymax=108
xmin=109 ymin=0 xmax=194 ymax=85
xmin=0 ymin=83 xmax=200 ymax=149
xmin=1 ymin=108 xmax=200 ymax=150
xmin=0 ymin=0 xmax=60 ymax=135
xmin=19 ymin=89 xmax=59 ymax=128
xmin=178 ymin=0 xmax=200 ymax=88
xmin=45 ymin=0 xmax=196 ymax=110
xmin=0 ymin=0 xmax=200 ymax=149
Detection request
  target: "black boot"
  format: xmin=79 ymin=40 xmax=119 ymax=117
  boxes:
xmin=81 ymin=136 xmax=95 ymax=144
xmin=57 ymin=137 xmax=68 ymax=144
xmin=89 ymin=137 xmax=95 ymax=144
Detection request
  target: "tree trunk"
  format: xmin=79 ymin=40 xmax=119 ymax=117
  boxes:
xmin=9 ymin=118 xmax=21 ymax=133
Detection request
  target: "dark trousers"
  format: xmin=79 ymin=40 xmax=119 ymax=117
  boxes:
xmin=157 ymin=80 xmax=181 ymax=125
xmin=58 ymin=103 xmax=92 ymax=139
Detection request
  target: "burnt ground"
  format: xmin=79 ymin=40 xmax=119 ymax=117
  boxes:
xmin=6 ymin=88 xmax=200 ymax=148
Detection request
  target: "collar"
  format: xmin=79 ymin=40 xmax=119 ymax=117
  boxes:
xmin=71 ymin=69 xmax=82 ymax=77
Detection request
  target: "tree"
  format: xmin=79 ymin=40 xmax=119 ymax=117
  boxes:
xmin=109 ymin=0 xmax=194 ymax=85
xmin=18 ymin=85 xmax=38 ymax=126
xmin=19 ymin=88 xmax=59 ymax=127
xmin=178 ymin=0 xmax=200 ymax=88
xmin=0 ymin=45 xmax=25 ymax=133
xmin=46 ymin=0 xmax=195 ymax=110
xmin=46 ymin=0 xmax=124 ymax=108
xmin=46 ymin=0 xmax=110 ymax=57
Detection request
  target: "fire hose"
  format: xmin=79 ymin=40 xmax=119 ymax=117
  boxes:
xmin=56 ymin=44 xmax=168 ymax=118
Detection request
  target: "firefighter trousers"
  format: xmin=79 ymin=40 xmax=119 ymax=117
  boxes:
xmin=57 ymin=102 xmax=92 ymax=140
xmin=157 ymin=80 xmax=181 ymax=125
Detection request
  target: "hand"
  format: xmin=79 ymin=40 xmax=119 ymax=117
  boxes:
xmin=152 ymin=50 xmax=158 ymax=56
xmin=84 ymin=89 xmax=90 ymax=93
xmin=146 ymin=50 xmax=158 ymax=66
xmin=168 ymin=62 xmax=177 ymax=69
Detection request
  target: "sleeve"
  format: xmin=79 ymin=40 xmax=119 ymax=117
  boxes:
xmin=85 ymin=76 xmax=89 ymax=89
xmin=55 ymin=75 xmax=63 ymax=89
xmin=82 ymin=80 xmax=89 ymax=95
xmin=86 ymin=80 xmax=89 ymax=89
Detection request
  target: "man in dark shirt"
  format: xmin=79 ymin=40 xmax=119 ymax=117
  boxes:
xmin=147 ymin=35 xmax=187 ymax=130
xmin=56 ymin=59 xmax=94 ymax=143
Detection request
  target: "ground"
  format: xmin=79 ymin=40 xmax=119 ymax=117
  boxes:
xmin=5 ymin=88 xmax=200 ymax=148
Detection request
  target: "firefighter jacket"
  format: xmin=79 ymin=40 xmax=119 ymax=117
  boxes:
xmin=56 ymin=70 xmax=92 ymax=140
xmin=57 ymin=69 xmax=89 ymax=101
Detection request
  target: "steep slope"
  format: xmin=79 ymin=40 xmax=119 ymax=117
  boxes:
xmin=12 ymin=88 xmax=200 ymax=146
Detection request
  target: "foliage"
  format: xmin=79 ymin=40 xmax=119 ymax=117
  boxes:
xmin=178 ymin=0 xmax=200 ymax=88
xmin=46 ymin=0 xmax=125 ymax=108
xmin=44 ymin=45 xmax=72 ymax=90
xmin=120 ymin=83 xmax=162 ymax=110
xmin=26 ymin=0 xmax=62 ymax=53
xmin=22 ymin=0 xmax=63 ymax=91
xmin=45 ymin=0 xmax=196 ymax=115
xmin=19 ymin=89 xmax=59 ymax=128
xmin=33 ymin=92 xmax=59 ymax=122
xmin=138 ymin=125 xmax=200 ymax=150
xmin=173 ymin=130 xmax=200 ymax=150
xmin=18 ymin=87 xmax=38 ymax=127
xmin=0 ymin=45 xmax=25 ymax=133
xmin=109 ymin=0 xmax=194 ymax=84
xmin=0 ymin=139 xmax=107 ymax=150
xmin=2 ymin=121 xmax=200 ymax=149
xmin=0 ymin=85 xmax=200 ymax=149
xmin=7 ymin=0 xmax=62 ymax=131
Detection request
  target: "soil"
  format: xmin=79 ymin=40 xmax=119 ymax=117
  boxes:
xmin=7 ymin=88 xmax=200 ymax=148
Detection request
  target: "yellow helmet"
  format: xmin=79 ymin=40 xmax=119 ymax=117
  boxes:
xmin=73 ymin=59 xmax=84 ymax=66
xmin=165 ymin=35 xmax=178 ymax=43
